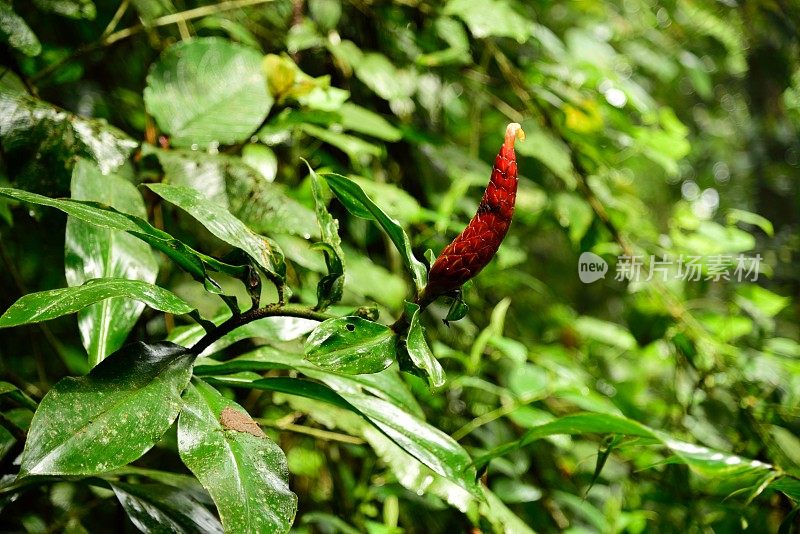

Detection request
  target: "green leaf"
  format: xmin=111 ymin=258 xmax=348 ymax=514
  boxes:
xmin=574 ymin=316 xmax=636 ymax=350
xmin=0 ymin=278 xmax=193 ymax=328
xmin=195 ymin=347 xmax=424 ymax=417
xmin=144 ymin=38 xmax=272 ymax=148
xmin=178 ymin=380 xmax=297 ymax=533
xmin=352 ymin=53 xmax=416 ymax=102
xmin=66 ymin=159 xmax=159 ymax=367
xmin=305 ymin=317 xmax=396 ymax=374
xmin=307 ymin=162 xmax=345 ymax=310
xmin=145 ymin=183 xmax=286 ymax=281
xmin=111 ymin=482 xmax=224 ymax=534
xmin=241 ymin=143 xmax=278 ymax=183
xmin=516 ymin=121 xmax=576 ymax=188
xmin=338 ymin=103 xmax=402 ymax=142
xmin=0 ymin=186 xmax=242 ymax=292
xmin=473 ymin=413 xmax=788 ymax=499
xmin=323 ymin=173 xmax=427 ymax=293
xmin=300 ymin=123 xmax=382 ymax=163
xmin=33 ymin=0 xmax=95 ymax=19
xmin=0 ymin=380 xmax=37 ymax=411
xmin=736 ymin=285 xmax=790 ymax=318
xmin=399 ymin=301 xmax=445 ymax=389
xmin=726 ymin=208 xmax=774 ymax=237
xmin=145 ymin=145 xmax=318 ymax=239
xmin=204 ymin=349 xmax=476 ymax=494
xmin=444 ymin=0 xmax=530 ymax=42
xmin=0 ymin=89 xmax=137 ymax=194
xmin=0 ymin=4 xmax=41 ymax=56
xmin=444 ymin=294 xmax=469 ymax=324
xmin=206 ymin=376 xmax=356 ymax=413
xmin=19 ymin=341 xmax=193 ymax=476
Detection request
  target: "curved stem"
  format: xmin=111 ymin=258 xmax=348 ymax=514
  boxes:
xmin=189 ymin=303 xmax=332 ymax=356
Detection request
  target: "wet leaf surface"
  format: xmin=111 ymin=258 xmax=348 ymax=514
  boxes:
xmin=19 ymin=342 xmax=193 ymax=476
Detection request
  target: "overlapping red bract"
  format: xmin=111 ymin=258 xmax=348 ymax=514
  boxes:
xmin=425 ymin=123 xmax=524 ymax=298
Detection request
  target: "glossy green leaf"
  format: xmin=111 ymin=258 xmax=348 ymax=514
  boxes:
xmin=111 ymin=482 xmax=223 ymax=534
xmin=66 ymin=159 xmax=159 ymax=367
xmin=19 ymin=342 xmax=193 ymax=476
xmin=146 ymin=183 xmax=286 ymax=281
xmin=206 ymin=376 xmax=355 ymax=412
xmin=0 ymin=186 xmax=243 ymax=292
xmin=0 ymin=4 xmax=41 ymax=56
xmin=178 ymin=380 xmax=297 ymax=533
xmin=290 ymin=396 xmax=475 ymax=513
xmin=308 ymin=163 xmax=345 ymax=310
xmin=305 ymin=316 xmax=396 ymax=374
xmin=145 ymin=145 xmax=317 ymax=238
xmin=204 ymin=349 xmax=476 ymax=494
xmin=323 ymin=173 xmax=427 ymax=293
xmin=348 ymin=176 xmax=423 ymax=223
xmin=444 ymin=295 xmax=469 ymax=324
xmin=195 ymin=347 xmax=424 ymax=418
xmin=0 ymin=278 xmax=193 ymax=328
xmin=399 ymin=302 xmax=445 ymax=389
xmin=144 ymin=38 xmax=272 ymax=148
xmin=0 ymin=88 xmax=136 ymax=194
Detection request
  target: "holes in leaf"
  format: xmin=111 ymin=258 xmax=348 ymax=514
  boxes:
xmin=346 ymin=323 xmax=355 ymax=332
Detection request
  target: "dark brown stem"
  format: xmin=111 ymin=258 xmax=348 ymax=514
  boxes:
xmin=190 ymin=304 xmax=332 ymax=356
xmin=390 ymin=288 xmax=436 ymax=333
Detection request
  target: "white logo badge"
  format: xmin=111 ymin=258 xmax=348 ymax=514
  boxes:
xmin=578 ymin=252 xmax=608 ymax=283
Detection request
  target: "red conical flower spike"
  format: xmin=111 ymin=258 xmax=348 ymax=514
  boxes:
xmin=424 ymin=122 xmax=525 ymax=301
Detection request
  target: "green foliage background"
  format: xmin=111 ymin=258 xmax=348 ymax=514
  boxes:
xmin=0 ymin=0 xmax=799 ymax=532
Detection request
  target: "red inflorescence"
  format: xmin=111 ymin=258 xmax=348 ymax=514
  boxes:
xmin=424 ymin=123 xmax=525 ymax=299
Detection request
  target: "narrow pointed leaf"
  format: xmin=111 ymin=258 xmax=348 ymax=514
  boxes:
xmin=203 ymin=349 xmax=477 ymax=495
xmin=307 ymin=162 xmax=344 ymax=310
xmin=0 ymin=186 xmax=244 ymax=292
xmin=323 ymin=173 xmax=427 ymax=292
xmin=473 ymin=412 xmax=794 ymax=502
xmin=146 ymin=183 xmax=286 ymax=280
xmin=0 ymin=278 xmax=193 ymax=328
xmin=178 ymin=380 xmax=297 ymax=533
xmin=111 ymin=482 xmax=223 ymax=534
xmin=19 ymin=342 xmax=193 ymax=476
xmin=399 ymin=301 xmax=445 ymax=389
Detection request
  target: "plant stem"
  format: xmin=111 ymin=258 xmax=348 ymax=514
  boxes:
xmin=190 ymin=303 xmax=332 ymax=356
xmin=256 ymin=418 xmax=364 ymax=445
